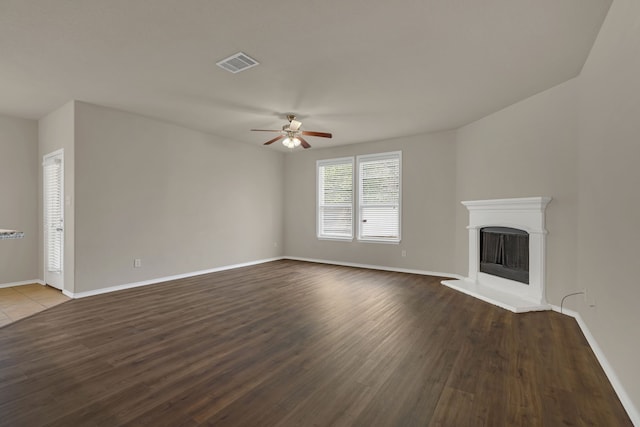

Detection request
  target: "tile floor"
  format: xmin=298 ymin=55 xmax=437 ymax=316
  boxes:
xmin=0 ymin=284 xmax=70 ymax=327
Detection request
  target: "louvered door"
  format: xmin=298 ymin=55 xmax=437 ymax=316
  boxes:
xmin=43 ymin=150 xmax=64 ymax=290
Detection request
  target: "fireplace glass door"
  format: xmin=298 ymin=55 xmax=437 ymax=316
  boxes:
xmin=480 ymin=227 xmax=529 ymax=284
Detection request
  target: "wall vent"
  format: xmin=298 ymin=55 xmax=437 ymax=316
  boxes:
xmin=216 ymin=52 xmax=259 ymax=73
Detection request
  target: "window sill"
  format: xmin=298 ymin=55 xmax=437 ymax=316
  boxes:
xmin=357 ymin=238 xmax=401 ymax=245
xmin=317 ymin=236 xmax=353 ymax=242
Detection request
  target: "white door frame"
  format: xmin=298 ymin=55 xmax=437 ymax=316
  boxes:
xmin=43 ymin=149 xmax=64 ymax=290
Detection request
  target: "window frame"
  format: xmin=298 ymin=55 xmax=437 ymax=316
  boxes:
xmin=316 ymin=156 xmax=355 ymax=241
xmin=356 ymin=151 xmax=402 ymax=244
xmin=316 ymin=151 xmax=402 ymax=244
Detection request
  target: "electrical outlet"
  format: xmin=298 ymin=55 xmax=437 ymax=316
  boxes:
xmin=134 ymin=258 xmax=142 ymax=268
xmin=401 ymin=250 xmax=407 ymax=257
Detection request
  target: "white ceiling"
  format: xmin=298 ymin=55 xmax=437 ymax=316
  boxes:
xmin=0 ymin=0 xmax=611 ymax=150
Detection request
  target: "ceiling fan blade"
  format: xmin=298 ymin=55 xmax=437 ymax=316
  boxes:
xmin=298 ymin=136 xmax=311 ymax=149
xmin=251 ymin=129 xmax=281 ymax=132
xmin=264 ymin=135 xmax=285 ymax=145
xmin=301 ymin=131 xmax=332 ymax=138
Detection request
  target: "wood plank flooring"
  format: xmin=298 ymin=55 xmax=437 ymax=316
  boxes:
xmin=0 ymin=260 xmax=632 ymax=426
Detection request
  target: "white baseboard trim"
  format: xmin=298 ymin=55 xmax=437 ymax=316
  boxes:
xmin=0 ymin=279 xmax=45 ymax=289
xmin=551 ymin=305 xmax=639 ymax=426
xmin=283 ymin=256 xmax=462 ymax=280
xmin=66 ymin=257 xmax=285 ymax=299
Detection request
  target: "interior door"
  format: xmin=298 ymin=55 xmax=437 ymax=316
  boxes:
xmin=43 ymin=150 xmax=64 ymax=290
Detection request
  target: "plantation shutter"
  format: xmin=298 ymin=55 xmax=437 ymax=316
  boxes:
xmin=44 ymin=157 xmax=63 ymax=273
xmin=358 ymin=152 xmax=401 ymax=242
xmin=317 ymin=158 xmax=353 ymax=239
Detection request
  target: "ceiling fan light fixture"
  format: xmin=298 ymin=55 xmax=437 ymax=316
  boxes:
xmin=252 ymin=113 xmax=332 ymax=149
xmin=282 ymin=137 xmax=301 ymax=148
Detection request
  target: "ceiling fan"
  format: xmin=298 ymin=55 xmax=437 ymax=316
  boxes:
xmin=252 ymin=114 xmax=332 ymax=149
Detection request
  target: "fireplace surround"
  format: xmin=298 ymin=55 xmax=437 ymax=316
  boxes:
xmin=442 ymin=197 xmax=551 ymax=313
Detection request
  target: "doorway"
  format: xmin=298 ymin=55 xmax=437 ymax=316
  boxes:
xmin=43 ymin=149 xmax=64 ymax=290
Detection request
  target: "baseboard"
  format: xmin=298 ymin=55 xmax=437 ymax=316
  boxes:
xmin=0 ymin=279 xmax=45 ymax=289
xmin=66 ymin=257 xmax=285 ymax=299
xmin=551 ymin=305 xmax=640 ymax=426
xmin=283 ymin=256 xmax=463 ymax=280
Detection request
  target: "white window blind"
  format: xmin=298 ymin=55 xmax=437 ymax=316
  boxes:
xmin=317 ymin=158 xmax=354 ymax=239
xmin=357 ymin=152 xmax=401 ymax=242
xmin=44 ymin=157 xmax=63 ymax=273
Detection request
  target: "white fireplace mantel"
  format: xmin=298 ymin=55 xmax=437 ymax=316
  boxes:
xmin=443 ymin=197 xmax=552 ymax=313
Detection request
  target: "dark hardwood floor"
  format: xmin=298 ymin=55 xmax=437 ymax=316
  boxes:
xmin=0 ymin=260 xmax=632 ymax=426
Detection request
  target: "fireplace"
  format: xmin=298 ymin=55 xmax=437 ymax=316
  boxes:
xmin=480 ymin=227 xmax=529 ymax=284
xmin=442 ymin=197 xmax=551 ymax=313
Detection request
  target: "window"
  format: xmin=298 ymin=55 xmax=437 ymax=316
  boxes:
xmin=357 ymin=152 xmax=401 ymax=243
xmin=317 ymin=157 xmax=354 ymax=240
xmin=316 ymin=151 xmax=401 ymax=243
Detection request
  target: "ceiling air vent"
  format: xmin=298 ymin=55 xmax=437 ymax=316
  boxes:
xmin=216 ymin=52 xmax=259 ymax=73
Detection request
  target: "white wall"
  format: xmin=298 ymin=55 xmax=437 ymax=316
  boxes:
xmin=284 ymin=132 xmax=457 ymax=274
xmin=452 ymin=0 xmax=640 ymax=418
xmin=73 ymin=102 xmax=284 ymax=293
xmin=576 ymin=0 xmax=640 ymax=419
xmin=0 ymin=114 xmax=38 ymax=284
xmin=455 ymin=79 xmax=579 ymax=305
xmin=38 ymin=101 xmax=76 ymax=292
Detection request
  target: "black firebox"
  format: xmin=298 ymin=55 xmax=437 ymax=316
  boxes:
xmin=480 ymin=227 xmax=529 ymax=284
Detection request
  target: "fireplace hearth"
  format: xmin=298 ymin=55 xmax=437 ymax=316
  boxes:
xmin=442 ymin=197 xmax=551 ymax=313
